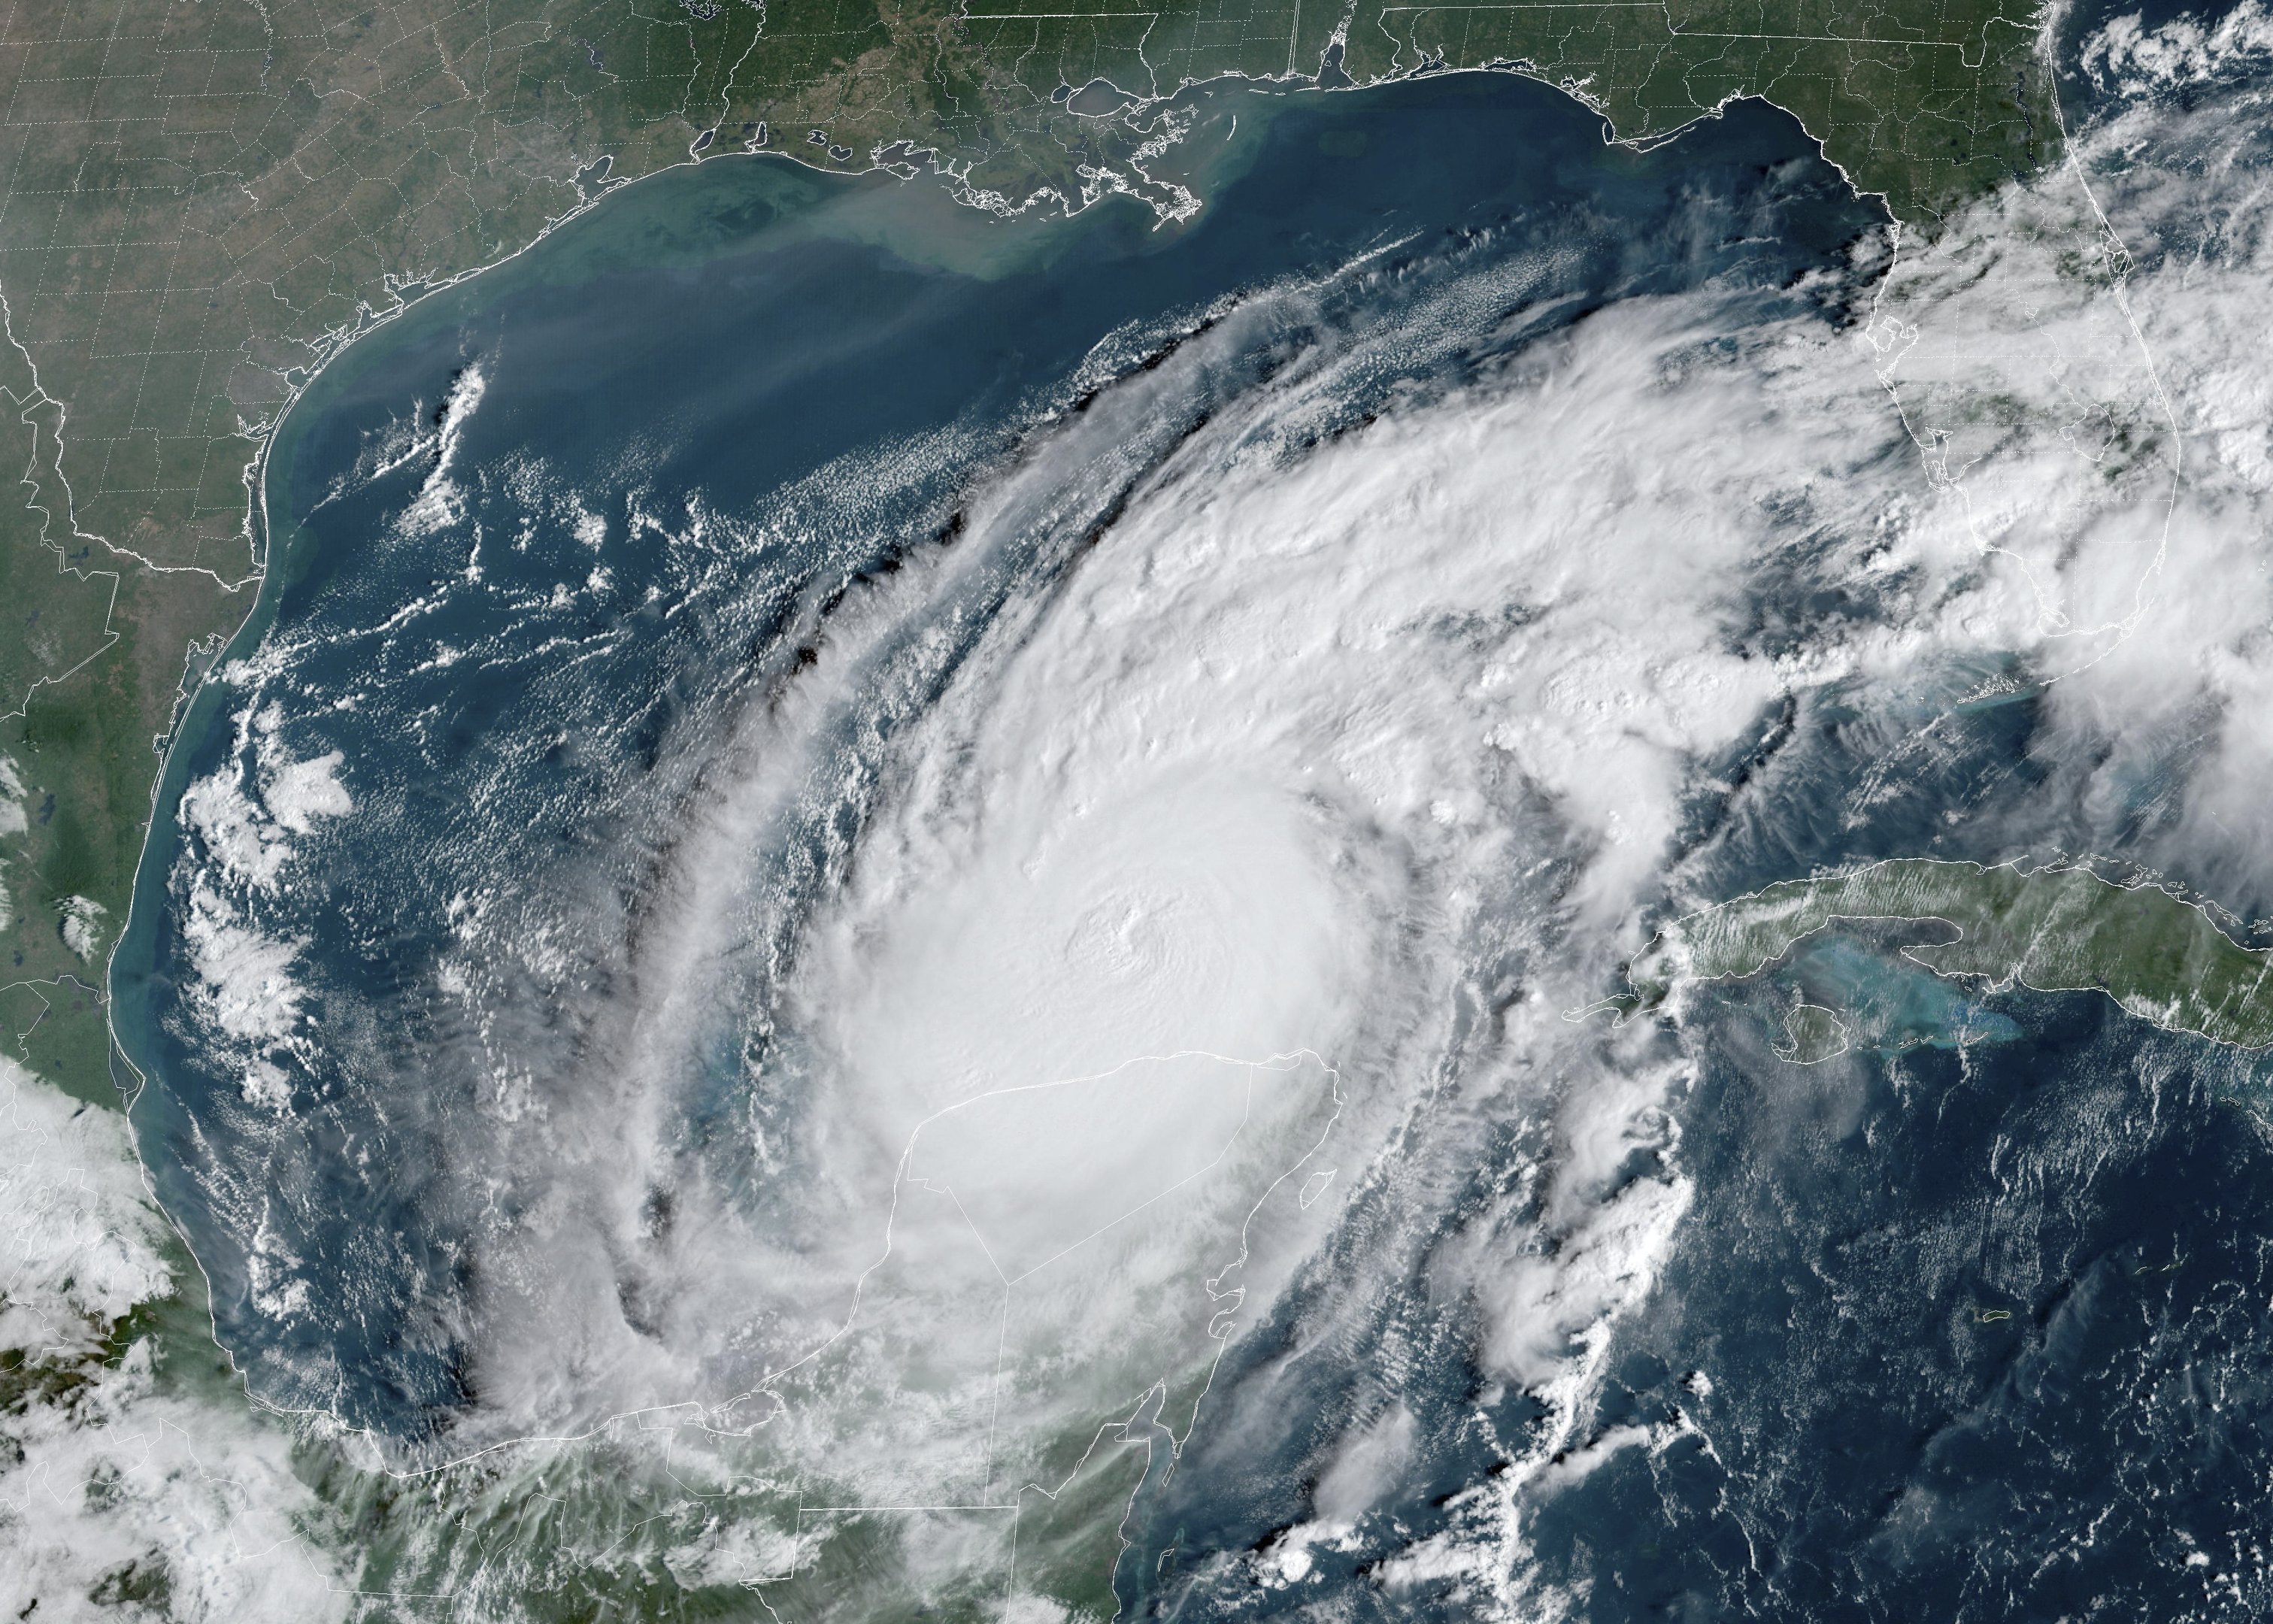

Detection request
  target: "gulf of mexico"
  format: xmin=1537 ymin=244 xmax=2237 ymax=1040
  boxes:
xmin=108 ymin=70 xmax=1883 ymax=1446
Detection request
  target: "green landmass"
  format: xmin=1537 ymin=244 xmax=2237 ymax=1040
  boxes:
xmin=0 ymin=0 xmax=2061 ymax=1612
xmin=0 ymin=0 xmax=2053 ymax=1102
xmin=1623 ymin=858 xmax=2273 ymax=1049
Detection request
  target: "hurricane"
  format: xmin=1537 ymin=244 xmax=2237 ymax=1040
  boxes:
xmin=10 ymin=11 xmax=2271 ymax=1619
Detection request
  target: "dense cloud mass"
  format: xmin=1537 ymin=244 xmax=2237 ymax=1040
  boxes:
xmin=20 ymin=7 xmax=2273 ymax=1616
xmin=0 ymin=1059 xmax=347 ymax=1622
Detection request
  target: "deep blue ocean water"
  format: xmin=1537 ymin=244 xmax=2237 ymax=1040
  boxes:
xmin=105 ymin=50 xmax=2273 ymax=1622
xmin=115 ymin=69 xmax=1881 ymax=1442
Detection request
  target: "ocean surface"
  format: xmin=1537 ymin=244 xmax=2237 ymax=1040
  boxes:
xmin=115 ymin=69 xmax=1879 ymax=1444
xmin=108 ymin=41 xmax=2273 ymax=1620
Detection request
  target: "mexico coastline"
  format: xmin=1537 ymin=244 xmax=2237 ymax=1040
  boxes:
xmin=106 ymin=70 xmax=1884 ymax=1449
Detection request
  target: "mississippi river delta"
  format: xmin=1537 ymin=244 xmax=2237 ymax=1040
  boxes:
xmin=2 ymin=0 xmax=2053 ymax=1104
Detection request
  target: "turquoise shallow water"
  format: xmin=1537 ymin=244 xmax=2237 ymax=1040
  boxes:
xmin=114 ymin=71 xmax=1878 ymax=1441
xmin=100 ymin=53 xmax=2273 ymax=1623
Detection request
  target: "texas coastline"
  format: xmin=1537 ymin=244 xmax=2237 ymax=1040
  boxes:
xmin=102 ymin=69 xmax=1891 ymax=1451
